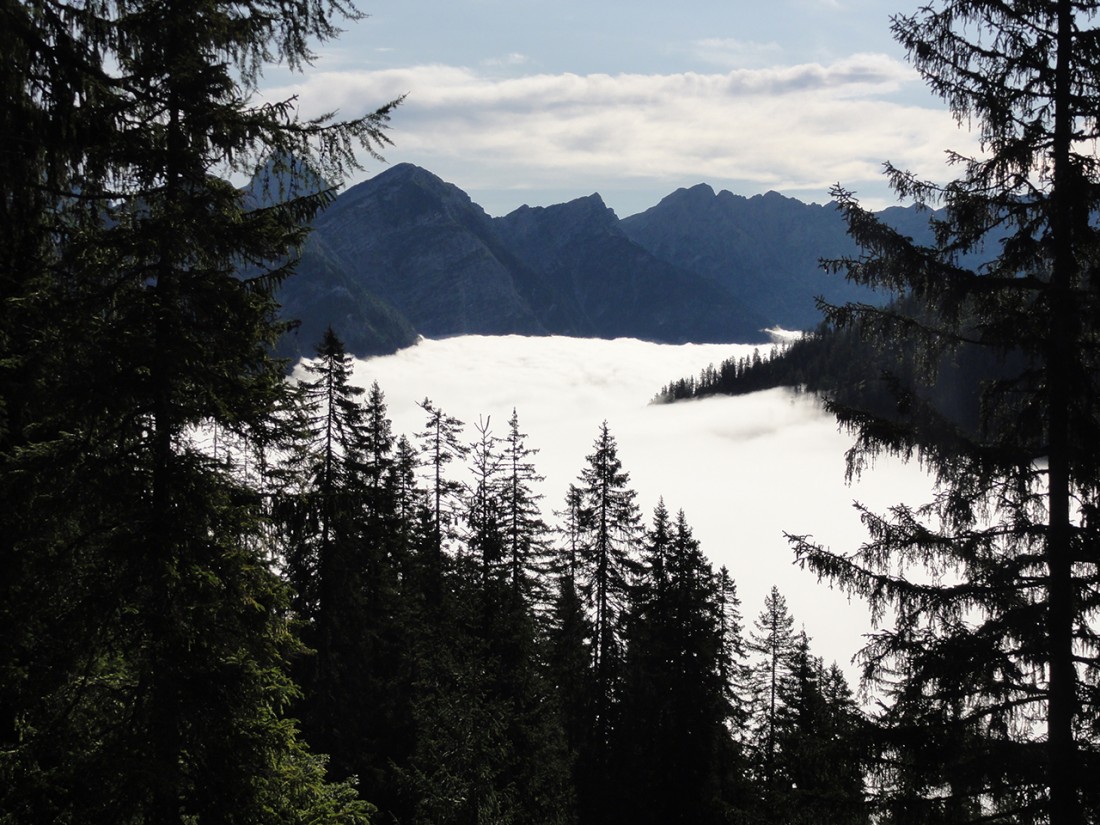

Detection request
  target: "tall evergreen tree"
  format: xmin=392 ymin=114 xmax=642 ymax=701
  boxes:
xmin=569 ymin=421 xmax=643 ymax=821
xmin=789 ymin=2 xmax=1100 ymax=823
xmin=576 ymin=421 xmax=643 ymax=710
xmin=363 ymin=380 xmax=397 ymax=517
xmin=285 ymin=329 xmax=373 ymax=773
xmin=455 ymin=413 xmax=575 ymax=825
xmin=618 ymin=504 xmax=745 ymax=824
xmin=280 ymin=330 xmax=413 ymax=803
xmin=715 ymin=565 xmax=748 ymax=722
xmin=0 ymin=1 xmax=395 ymax=821
xmin=746 ymin=585 xmax=797 ymax=807
xmin=547 ymin=482 xmax=593 ymax=796
xmin=501 ymin=408 xmax=553 ymax=610
xmin=577 ymin=425 xmax=642 ymax=711
xmin=392 ymin=410 xmax=574 ymax=825
xmin=288 ymin=327 xmax=369 ymax=610
xmin=772 ymin=635 xmax=869 ymax=825
xmin=390 ymin=433 xmax=425 ymax=541
xmin=466 ymin=415 xmax=507 ymax=605
xmin=415 ymin=397 xmax=467 ymax=596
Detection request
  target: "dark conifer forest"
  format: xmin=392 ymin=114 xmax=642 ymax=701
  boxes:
xmin=3 ymin=1 xmax=1100 ymax=824
xmin=270 ymin=336 xmax=866 ymax=823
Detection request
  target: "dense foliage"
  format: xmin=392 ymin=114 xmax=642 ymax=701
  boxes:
xmin=785 ymin=2 xmax=1100 ymax=824
xmin=657 ymin=4 xmax=1100 ymax=824
xmin=0 ymin=0 xmax=394 ymax=821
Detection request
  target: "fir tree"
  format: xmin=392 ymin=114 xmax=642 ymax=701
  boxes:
xmin=789 ymin=2 xmax=1100 ymax=823
xmin=618 ymin=504 xmax=745 ymax=824
xmin=746 ymin=585 xmax=797 ymax=808
xmin=0 ymin=0 xmax=396 ymax=820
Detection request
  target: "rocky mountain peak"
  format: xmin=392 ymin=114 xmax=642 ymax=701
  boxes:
xmin=276 ymin=162 xmax=906 ymax=356
xmin=498 ymin=192 xmax=620 ymax=248
xmin=334 ymin=162 xmax=490 ymax=228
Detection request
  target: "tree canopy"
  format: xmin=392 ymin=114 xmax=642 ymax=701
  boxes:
xmin=789 ymin=3 xmax=1100 ymax=824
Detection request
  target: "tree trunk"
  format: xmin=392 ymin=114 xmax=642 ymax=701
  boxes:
xmin=1046 ymin=3 xmax=1079 ymax=823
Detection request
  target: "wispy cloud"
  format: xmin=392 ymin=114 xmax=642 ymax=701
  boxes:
xmin=264 ymin=55 xmax=973 ymax=214
xmin=690 ymin=37 xmax=785 ymax=68
xmin=480 ymin=52 xmax=530 ymax=68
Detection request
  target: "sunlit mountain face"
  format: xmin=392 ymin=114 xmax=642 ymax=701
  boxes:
xmin=329 ymin=334 xmax=934 ymax=677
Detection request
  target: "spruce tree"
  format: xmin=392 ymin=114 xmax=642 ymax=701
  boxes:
xmin=290 ymin=327 xmax=370 ymax=610
xmin=547 ymin=482 xmax=593 ymax=796
xmin=456 ymin=413 xmax=575 ymax=825
xmin=283 ymin=330 xmax=409 ymax=791
xmin=415 ymin=397 xmax=467 ymax=597
xmin=789 ymin=2 xmax=1100 ymax=823
xmin=501 ymin=408 xmax=553 ymax=610
xmin=715 ymin=565 xmax=748 ymax=723
xmin=772 ymin=635 xmax=869 ymax=825
xmin=746 ymin=585 xmax=797 ymax=808
xmin=618 ymin=504 xmax=745 ymax=824
xmin=553 ymin=424 xmax=644 ymax=822
xmin=576 ymin=423 xmax=642 ymax=739
xmin=466 ymin=415 xmax=507 ymax=608
xmin=576 ymin=421 xmax=643 ymax=717
xmin=363 ymin=380 xmax=397 ymax=518
xmin=0 ymin=1 xmax=395 ymax=821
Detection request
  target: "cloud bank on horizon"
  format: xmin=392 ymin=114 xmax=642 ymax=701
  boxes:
xmin=341 ymin=335 xmax=937 ymax=678
xmin=262 ymin=0 xmax=979 ymax=217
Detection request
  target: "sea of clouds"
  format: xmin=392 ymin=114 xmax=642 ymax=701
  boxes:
xmin=344 ymin=334 xmax=936 ymax=683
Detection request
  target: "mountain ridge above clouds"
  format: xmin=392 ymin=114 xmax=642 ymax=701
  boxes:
xmin=274 ymin=162 xmax=920 ymax=359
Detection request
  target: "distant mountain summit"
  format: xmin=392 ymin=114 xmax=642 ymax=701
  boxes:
xmin=621 ymin=185 xmax=875 ymax=330
xmin=309 ymin=163 xmax=542 ymax=338
xmin=272 ymin=163 xmax=922 ymax=357
xmin=495 ymin=194 xmax=768 ymax=342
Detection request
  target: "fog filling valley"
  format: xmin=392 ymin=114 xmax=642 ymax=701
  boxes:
xmin=334 ymin=334 xmax=936 ymax=682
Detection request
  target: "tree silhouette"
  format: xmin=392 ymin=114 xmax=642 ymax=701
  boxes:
xmin=790 ymin=2 xmax=1100 ymax=823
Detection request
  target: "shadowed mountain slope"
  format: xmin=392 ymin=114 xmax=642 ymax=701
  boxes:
xmin=275 ymin=164 xmax=930 ymax=356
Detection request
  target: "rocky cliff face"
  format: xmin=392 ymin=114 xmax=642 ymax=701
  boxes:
xmin=291 ymin=164 xmax=775 ymax=350
xmin=241 ymin=156 xmax=419 ymax=360
xmin=275 ymin=233 xmax=418 ymax=360
xmin=309 ymin=163 xmax=543 ymax=337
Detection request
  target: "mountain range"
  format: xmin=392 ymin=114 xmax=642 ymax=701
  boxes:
xmin=272 ymin=162 xmax=932 ymax=359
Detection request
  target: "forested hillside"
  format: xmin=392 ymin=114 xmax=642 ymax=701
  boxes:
xmin=655 ymin=311 xmax=996 ymax=439
xmin=272 ymin=330 xmax=869 ymax=824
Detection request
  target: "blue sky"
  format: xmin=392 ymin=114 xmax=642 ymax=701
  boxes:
xmin=262 ymin=0 xmax=976 ymax=217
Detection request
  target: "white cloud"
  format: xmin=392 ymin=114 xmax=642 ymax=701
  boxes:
xmin=480 ymin=52 xmax=530 ymax=68
xmin=263 ymin=55 xmax=974 ymax=214
xmin=342 ymin=335 xmax=937 ymax=680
